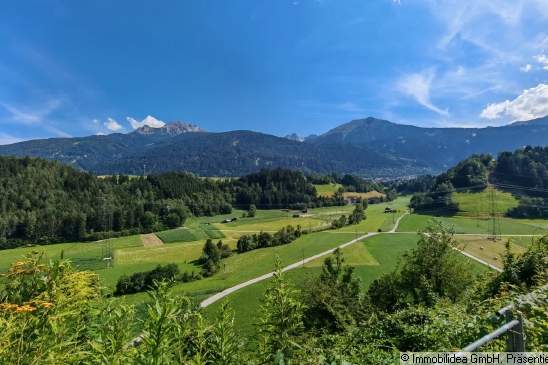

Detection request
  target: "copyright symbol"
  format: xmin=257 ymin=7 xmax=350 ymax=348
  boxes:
xmin=401 ymin=353 xmax=409 ymax=362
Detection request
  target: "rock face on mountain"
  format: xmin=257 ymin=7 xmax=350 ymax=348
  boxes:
xmin=134 ymin=122 xmax=204 ymax=136
xmin=283 ymin=133 xmax=304 ymax=142
xmin=1 ymin=117 xmax=547 ymax=177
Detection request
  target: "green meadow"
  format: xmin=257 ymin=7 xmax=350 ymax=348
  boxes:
xmin=452 ymin=187 xmax=519 ymax=217
xmin=0 ymin=235 xmax=143 ymax=273
xmin=204 ymin=232 xmax=492 ymax=338
xmin=1 ymin=190 xmax=542 ymax=336
xmin=397 ymin=213 xmax=548 ymax=235
xmin=314 ymin=183 xmax=342 ymax=197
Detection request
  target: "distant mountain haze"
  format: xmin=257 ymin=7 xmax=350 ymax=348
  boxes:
xmin=1 ymin=116 xmax=547 ymax=177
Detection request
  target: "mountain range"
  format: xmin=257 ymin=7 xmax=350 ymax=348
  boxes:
xmin=1 ymin=117 xmax=547 ymax=177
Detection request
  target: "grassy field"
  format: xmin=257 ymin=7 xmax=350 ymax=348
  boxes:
xmin=335 ymin=196 xmax=410 ymax=234
xmin=120 ymin=230 xmax=359 ymax=307
xmin=397 ymin=214 xmax=548 ymax=235
xmin=204 ymin=232 xmax=491 ymax=338
xmin=452 ymin=187 xmax=519 ymax=217
xmin=314 ymin=183 xmax=342 ymax=197
xmin=343 ymin=191 xmax=386 ymax=200
xmin=455 ymin=235 xmax=530 ymax=269
xmin=2 ymin=191 xmax=543 ymax=333
xmin=2 ymin=192 xmax=544 ymax=343
xmin=0 ymin=199 xmax=410 ymax=292
xmin=157 ymin=224 xmax=224 ymax=243
xmin=0 ymin=235 xmax=143 ymax=273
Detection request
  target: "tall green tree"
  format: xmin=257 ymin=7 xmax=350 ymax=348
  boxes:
xmin=208 ymin=302 xmax=243 ymax=364
xmin=304 ymin=249 xmax=363 ymax=331
xmin=257 ymin=257 xmax=305 ymax=363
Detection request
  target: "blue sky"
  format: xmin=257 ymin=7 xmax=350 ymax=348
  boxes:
xmin=1 ymin=0 xmax=547 ymax=144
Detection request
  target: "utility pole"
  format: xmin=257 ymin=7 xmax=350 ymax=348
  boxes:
xmin=488 ymin=188 xmax=500 ymax=241
xmin=101 ymin=195 xmax=113 ymax=269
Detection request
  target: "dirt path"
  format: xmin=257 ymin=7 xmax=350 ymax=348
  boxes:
xmin=199 ymin=212 xmax=409 ymax=308
xmin=140 ymin=233 xmax=164 ymax=247
xmin=451 ymin=246 xmax=503 ymax=272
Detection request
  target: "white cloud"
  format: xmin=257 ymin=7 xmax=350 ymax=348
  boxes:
xmin=397 ymin=70 xmax=449 ymax=116
xmin=0 ymin=99 xmax=70 ymax=137
xmin=480 ymin=83 xmax=548 ymax=121
xmin=534 ymin=54 xmax=548 ymax=70
xmin=126 ymin=115 xmax=166 ymax=129
xmin=520 ymin=64 xmax=532 ymax=72
xmin=0 ymin=133 xmax=23 ymax=145
xmin=104 ymin=117 xmax=123 ymax=132
xmin=0 ymin=99 xmax=61 ymax=125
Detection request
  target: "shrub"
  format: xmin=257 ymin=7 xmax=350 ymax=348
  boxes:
xmin=114 ymin=264 xmax=179 ymax=295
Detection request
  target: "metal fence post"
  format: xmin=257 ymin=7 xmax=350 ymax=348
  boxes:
xmin=507 ymin=314 xmax=526 ymax=352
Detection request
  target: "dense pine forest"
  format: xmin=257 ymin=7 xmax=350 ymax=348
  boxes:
xmin=0 ymin=157 xmax=354 ymax=248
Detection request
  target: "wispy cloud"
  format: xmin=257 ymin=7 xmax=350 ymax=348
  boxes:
xmin=397 ymin=70 xmax=449 ymax=116
xmin=480 ymin=83 xmax=548 ymax=122
xmin=0 ymin=99 xmax=71 ymax=137
xmin=387 ymin=0 xmax=548 ymax=126
xmin=0 ymin=99 xmax=61 ymax=125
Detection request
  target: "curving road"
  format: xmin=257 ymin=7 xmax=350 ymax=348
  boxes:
xmin=199 ymin=212 xmax=409 ymax=308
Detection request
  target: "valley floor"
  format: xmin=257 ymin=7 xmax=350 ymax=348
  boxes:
xmin=1 ymin=192 xmax=546 ymax=339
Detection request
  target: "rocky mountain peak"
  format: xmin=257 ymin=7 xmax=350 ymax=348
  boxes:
xmin=135 ymin=122 xmax=204 ymax=136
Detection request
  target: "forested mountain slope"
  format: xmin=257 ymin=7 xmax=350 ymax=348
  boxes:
xmin=311 ymin=116 xmax=548 ymax=170
xmin=1 ymin=116 xmax=547 ymax=177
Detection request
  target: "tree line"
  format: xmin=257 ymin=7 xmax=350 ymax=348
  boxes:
xmin=0 ymin=157 xmax=356 ymax=248
xmin=236 ymin=225 xmax=303 ymax=253
xmin=408 ymin=147 xmax=548 ymax=219
xmin=330 ymin=201 xmax=367 ymax=229
xmin=494 ymin=146 xmax=548 ymax=218
xmin=409 ymin=154 xmax=492 ymax=213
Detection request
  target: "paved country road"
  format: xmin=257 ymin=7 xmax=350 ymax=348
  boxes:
xmin=199 ymin=212 xmax=409 ymax=308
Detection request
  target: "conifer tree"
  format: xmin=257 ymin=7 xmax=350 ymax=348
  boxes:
xmin=257 ymin=257 xmax=305 ymax=362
